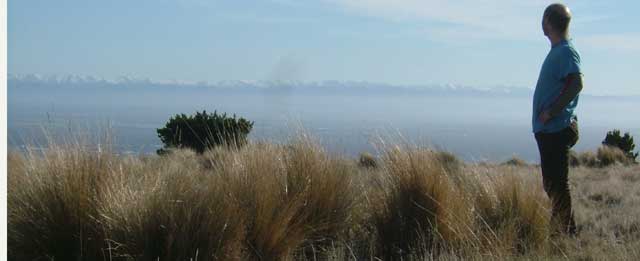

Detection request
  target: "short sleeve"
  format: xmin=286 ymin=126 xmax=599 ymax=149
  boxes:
xmin=556 ymin=47 xmax=581 ymax=80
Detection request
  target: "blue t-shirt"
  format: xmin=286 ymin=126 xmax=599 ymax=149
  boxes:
xmin=532 ymin=39 xmax=581 ymax=133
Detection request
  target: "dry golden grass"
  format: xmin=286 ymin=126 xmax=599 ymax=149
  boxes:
xmin=571 ymin=146 xmax=635 ymax=168
xmin=597 ymin=145 xmax=635 ymax=166
xmin=7 ymin=137 xmax=640 ymax=260
xmin=370 ymin=146 xmax=473 ymax=258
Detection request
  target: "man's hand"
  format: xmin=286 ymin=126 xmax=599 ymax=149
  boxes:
xmin=538 ymin=110 xmax=553 ymax=124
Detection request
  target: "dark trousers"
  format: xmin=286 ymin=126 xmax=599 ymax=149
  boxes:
xmin=535 ymin=122 xmax=579 ymax=235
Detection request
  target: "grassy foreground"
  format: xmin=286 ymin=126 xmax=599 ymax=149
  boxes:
xmin=7 ymin=137 xmax=640 ymax=260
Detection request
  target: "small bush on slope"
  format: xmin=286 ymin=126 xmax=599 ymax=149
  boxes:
xmin=502 ymin=156 xmax=529 ymax=167
xmin=157 ymin=110 xmax=253 ymax=154
xmin=602 ymin=129 xmax=638 ymax=162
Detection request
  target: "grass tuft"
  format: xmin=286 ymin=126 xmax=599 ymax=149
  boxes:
xmin=370 ymin=146 xmax=472 ymax=259
xmin=597 ymin=145 xmax=634 ymax=167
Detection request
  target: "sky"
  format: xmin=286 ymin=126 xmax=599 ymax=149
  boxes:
xmin=8 ymin=0 xmax=640 ymax=95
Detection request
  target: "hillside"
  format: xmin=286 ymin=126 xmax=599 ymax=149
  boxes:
xmin=7 ymin=137 xmax=640 ymax=260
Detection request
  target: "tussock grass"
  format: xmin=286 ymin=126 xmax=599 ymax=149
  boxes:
xmin=486 ymin=174 xmax=549 ymax=254
xmin=97 ymin=149 xmax=246 ymax=260
xmin=206 ymin=137 xmax=358 ymax=259
xmin=570 ymin=146 xmax=636 ymax=168
xmin=8 ymin=143 xmax=110 ymax=260
xmin=370 ymin=147 xmax=473 ymax=259
xmin=597 ymin=145 xmax=634 ymax=166
xmin=7 ymin=136 xmax=640 ymax=260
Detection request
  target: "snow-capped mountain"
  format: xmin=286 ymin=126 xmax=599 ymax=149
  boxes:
xmin=8 ymin=73 xmax=533 ymax=96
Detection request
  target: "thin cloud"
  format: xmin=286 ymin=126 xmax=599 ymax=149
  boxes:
xmin=582 ymin=33 xmax=640 ymax=53
xmin=324 ymin=1 xmax=548 ymax=39
xmin=320 ymin=0 xmax=614 ymax=42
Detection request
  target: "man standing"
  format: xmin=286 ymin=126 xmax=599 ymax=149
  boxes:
xmin=533 ymin=3 xmax=583 ymax=236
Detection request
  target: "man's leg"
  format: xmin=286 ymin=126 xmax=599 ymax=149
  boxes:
xmin=535 ymin=129 xmax=577 ymax=235
xmin=549 ymin=132 xmax=576 ymax=235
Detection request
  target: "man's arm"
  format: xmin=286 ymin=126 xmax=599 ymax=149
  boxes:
xmin=549 ymin=73 xmax=583 ymax=117
xmin=539 ymin=73 xmax=583 ymax=123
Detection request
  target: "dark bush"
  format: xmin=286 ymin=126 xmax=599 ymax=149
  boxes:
xmin=501 ymin=156 xmax=529 ymax=167
xmin=157 ymin=110 xmax=253 ymax=154
xmin=359 ymin=152 xmax=377 ymax=168
xmin=602 ymin=130 xmax=638 ymax=162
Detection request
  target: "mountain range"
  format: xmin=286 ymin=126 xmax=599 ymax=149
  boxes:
xmin=8 ymin=73 xmax=534 ymax=97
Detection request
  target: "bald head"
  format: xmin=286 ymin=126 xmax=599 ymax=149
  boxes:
xmin=543 ymin=3 xmax=572 ymax=36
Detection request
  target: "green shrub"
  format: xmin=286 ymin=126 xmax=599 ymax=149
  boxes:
xmin=156 ymin=110 xmax=254 ymax=154
xmin=602 ymin=130 xmax=638 ymax=162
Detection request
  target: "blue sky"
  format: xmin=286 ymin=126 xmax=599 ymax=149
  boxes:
xmin=8 ymin=0 xmax=640 ymax=95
